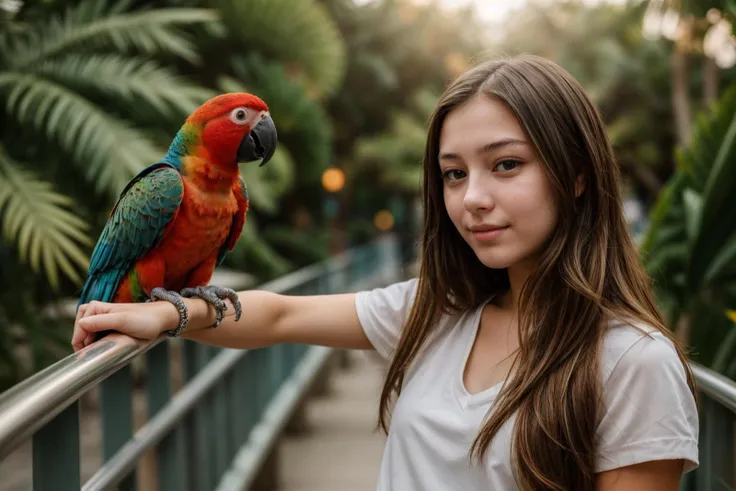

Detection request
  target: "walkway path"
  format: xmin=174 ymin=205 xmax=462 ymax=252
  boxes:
xmin=280 ymin=350 xmax=388 ymax=491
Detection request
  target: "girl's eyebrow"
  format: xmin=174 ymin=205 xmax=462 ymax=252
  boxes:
xmin=439 ymin=138 xmax=529 ymax=161
xmin=481 ymin=138 xmax=529 ymax=153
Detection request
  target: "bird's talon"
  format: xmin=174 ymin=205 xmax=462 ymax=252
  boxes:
xmin=180 ymin=285 xmax=241 ymax=328
xmin=150 ymin=287 xmax=189 ymax=337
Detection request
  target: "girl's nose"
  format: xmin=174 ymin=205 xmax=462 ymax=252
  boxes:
xmin=463 ymin=173 xmax=494 ymax=213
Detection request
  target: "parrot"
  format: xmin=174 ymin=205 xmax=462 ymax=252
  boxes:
xmin=77 ymin=92 xmax=277 ymax=337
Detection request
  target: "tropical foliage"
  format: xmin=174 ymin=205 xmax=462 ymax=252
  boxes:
xmin=639 ymin=0 xmax=736 ymax=376
xmin=642 ymin=82 xmax=736 ymax=374
xmin=0 ymin=0 xmax=217 ymax=289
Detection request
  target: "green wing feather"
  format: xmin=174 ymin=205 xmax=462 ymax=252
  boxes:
xmin=78 ymin=164 xmax=184 ymax=305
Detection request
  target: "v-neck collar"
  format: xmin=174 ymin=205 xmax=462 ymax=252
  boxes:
xmin=452 ymin=299 xmax=508 ymax=410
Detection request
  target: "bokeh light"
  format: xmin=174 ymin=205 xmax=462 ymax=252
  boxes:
xmin=321 ymin=167 xmax=345 ymax=193
xmin=373 ymin=209 xmax=394 ymax=231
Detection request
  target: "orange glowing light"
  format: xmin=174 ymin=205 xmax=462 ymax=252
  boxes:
xmin=374 ymin=210 xmax=395 ymax=231
xmin=321 ymin=168 xmax=345 ymax=193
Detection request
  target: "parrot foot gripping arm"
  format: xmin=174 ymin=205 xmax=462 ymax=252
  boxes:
xmin=180 ymin=285 xmax=242 ymax=328
xmin=150 ymin=287 xmax=190 ymax=337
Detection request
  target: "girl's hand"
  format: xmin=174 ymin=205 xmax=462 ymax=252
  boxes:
xmin=72 ymin=300 xmax=179 ymax=351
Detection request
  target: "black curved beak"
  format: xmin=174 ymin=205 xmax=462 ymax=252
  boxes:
xmin=237 ymin=114 xmax=277 ymax=166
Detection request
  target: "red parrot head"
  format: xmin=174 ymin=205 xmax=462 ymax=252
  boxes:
xmin=185 ymin=92 xmax=277 ymax=167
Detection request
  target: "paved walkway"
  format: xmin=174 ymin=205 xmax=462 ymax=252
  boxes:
xmin=280 ymin=350 xmax=388 ymax=491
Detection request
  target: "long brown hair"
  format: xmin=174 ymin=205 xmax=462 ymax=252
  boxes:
xmin=378 ymin=54 xmax=695 ymax=490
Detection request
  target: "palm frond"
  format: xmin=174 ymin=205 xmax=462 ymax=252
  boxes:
xmin=34 ymin=53 xmax=214 ymax=118
xmin=0 ymin=146 xmax=91 ymax=288
xmin=4 ymin=0 xmax=219 ymax=68
xmin=0 ymin=72 xmax=163 ymax=196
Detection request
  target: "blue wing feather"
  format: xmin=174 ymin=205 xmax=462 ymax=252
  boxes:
xmin=78 ymin=163 xmax=183 ymax=307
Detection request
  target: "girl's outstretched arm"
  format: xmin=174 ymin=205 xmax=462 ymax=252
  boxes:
xmin=72 ymin=290 xmax=372 ymax=352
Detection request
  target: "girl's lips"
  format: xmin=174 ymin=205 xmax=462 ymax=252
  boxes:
xmin=471 ymin=226 xmax=508 ymax=242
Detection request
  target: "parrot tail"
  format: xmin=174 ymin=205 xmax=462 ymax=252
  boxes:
xmin=77 ymin=269 xmax=125 ymax=308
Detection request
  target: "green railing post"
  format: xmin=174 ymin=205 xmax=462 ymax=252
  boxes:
xmin=182 ymin=340 xmax=202 ymax=491
xmin=698 ymin=397 xmax=735 ymax=491
xmin=32 ymin=401 xmax=80 ymax=491
xmin=100 ymin=366 xmax=135 ymax=489
xmin=147 ymin=342 xmax=186 ymax=491
xmin=213 ymin=375 xmax=229 ymax=480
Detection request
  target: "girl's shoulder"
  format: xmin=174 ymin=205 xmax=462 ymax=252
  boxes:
xmin=354 ymin=277 xmax=419 ymax=360
xmin=354 ymin=277 xmax=478 ymax=362
xmin=599 ymin=319 xmax=683 ymax=383
xmin=595 ymin=318 xmax=699 ymax=474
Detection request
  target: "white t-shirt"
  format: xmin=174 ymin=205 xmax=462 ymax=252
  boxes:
xmin=355 ymin=278 xmax=699 ymax=491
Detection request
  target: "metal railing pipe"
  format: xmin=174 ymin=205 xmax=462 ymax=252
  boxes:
xmin=690 ymin=362 xmax=736 ymax=413
xmin=0 ymin=334 xmax=157 ymax=459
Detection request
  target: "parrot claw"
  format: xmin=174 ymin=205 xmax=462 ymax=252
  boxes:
xmin=150 ymin=287 xmax=189 ymax=337
xmin=180 ymin=285 xmax=242 ymax=328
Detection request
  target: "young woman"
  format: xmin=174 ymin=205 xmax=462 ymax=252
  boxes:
xmin=72 ymin=55 xmax=699 ymax=490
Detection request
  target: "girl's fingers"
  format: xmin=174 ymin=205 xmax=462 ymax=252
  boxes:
xmin=71 ymin=325 xmax=90 ymax=351
xmin=82 ymin=302 xmax=103 ymax=318
xmin=72 ymin=305 xmax=118 ymax=351
xmin=83 ymin=332 xmax=95 ymax=349
xmin=75 ymin=304 xmax=87 ymax=324
xmin=77 ymin=312 xmax=128 ymax=334
xmin=72 ymin=302 xmax=145 ymax=351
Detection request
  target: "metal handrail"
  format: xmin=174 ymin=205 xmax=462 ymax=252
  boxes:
xmin=0 ymin=334 xmax=156 ymax=459
xmin=690 ymin=361 xmax=736 ymax=414
xmin=0 ymin=242 xmax=362 ymax=461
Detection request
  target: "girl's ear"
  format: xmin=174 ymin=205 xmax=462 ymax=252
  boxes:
xmin=575 ymin=174 xmax=586 ymax=198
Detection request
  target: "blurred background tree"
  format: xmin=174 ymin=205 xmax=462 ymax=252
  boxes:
xmin=639 ymin=0 xmax=736 ymax=376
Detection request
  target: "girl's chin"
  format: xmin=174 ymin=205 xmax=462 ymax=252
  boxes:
xmin=472 ymin=252 xmax=515 ymax=270
xmin=469 ymin=246 xmax=529 ymax=271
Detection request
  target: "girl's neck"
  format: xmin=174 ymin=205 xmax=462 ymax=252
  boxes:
xmin=503 ymin=260 xmax=535 ymax=313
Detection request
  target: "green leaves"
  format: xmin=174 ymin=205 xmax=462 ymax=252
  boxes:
xmin=2 ymin=0 xmax=220 ymax=68
xmin=682 ymin=187 xmax=702 ymax=244
xmin=350 ymin=89 xmax=435 ymax=194
xmin=643 ymin=84 xmax=736 ymax=370
xmin=0 ymin=147 xmax=91 ymax=288
xmin=35 ymin=54 xmax=213 ymax=118
xmin=688 ymin=90 xmax=736 ymax=289
xmin=0 ymin=0 xmax=217 ymax=288
xmin=217 ymin=0 xmax=346 ymax=97
xmin=705 ymin=234 xmax=736 ymax=284
xmin=645 ymin=85 xmax=736 ymax=292
xmin=239 ymin=146 xmax=295 ymax=215
xmin=3 ymin=73 xmax=162 ymax=195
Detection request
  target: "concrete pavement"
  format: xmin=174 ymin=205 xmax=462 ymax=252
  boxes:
xmin=279 ymin=350 xmax=388 ymax=491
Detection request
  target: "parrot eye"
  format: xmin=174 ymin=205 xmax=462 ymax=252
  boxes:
xmin=229 ymin=107 xmax=250 ymax=125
